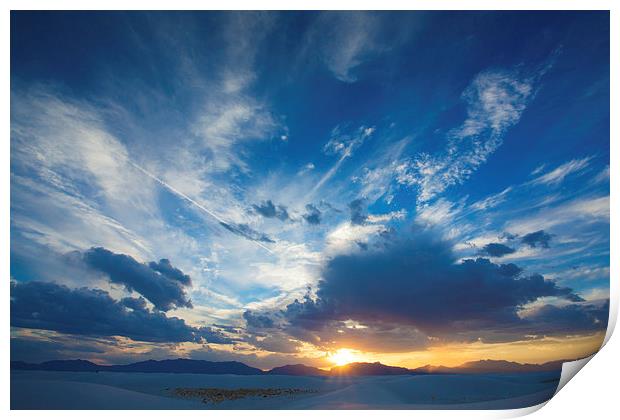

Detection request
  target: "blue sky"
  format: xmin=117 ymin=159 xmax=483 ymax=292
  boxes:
xmin=10 ymin=11 xmax=609 ymax=368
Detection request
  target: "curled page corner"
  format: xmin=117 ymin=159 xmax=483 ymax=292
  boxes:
xmin=603 ymin=294 xmax=618 ymax=347
xmin=554 ymin=354 xmax=595 ymax=396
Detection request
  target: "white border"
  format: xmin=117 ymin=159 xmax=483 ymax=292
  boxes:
xmin=3 ymin=2 xmax=618 ymax=419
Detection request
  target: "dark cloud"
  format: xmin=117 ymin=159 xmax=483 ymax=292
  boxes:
xmin=219 ymin=222 xmax=275 ymax=243
xmin=282 ymin=231 xmax=589 ymax=342
xmin=212 ymin=324 xmax=243 ymax=334
xmin=82 ymin=247 xmax=192 ymax=311
xmin=522 ymin=301 xmax=609 ymax=335
xmin=521 ymin=230 xmax=553 ymax=248
xmin=245 ymin=332 xmax=301 ymax=353
xmin=302 ymin=204 xmax=322 ymax=225
xmin=120 ymin=296 xmax=149 ymax=311
xmin=243 ymin=310 xmax=275 ymax=329
xmin=148 ymin=259 xmax=191 ymax=285
xmin=500 ymin=232 xmax=518 ymax=240
xmin=319 ymin=200 xmax=342 ymax=213
xmin=348 ymin=198 xmax=367 ymax=225
xmin=482 ymin=243 xmax=516 ymax=257
xmin=241 ymin=311 xmax=301 ymax=353
xmin=252 ymin=200 xmax=290 ymax=221
xmin=10 ymin=333 xmax=184 ymax=365
xmin=284 ymin=318 xmax=430 ymax=353
xmin=10 ymin=335 xmax=111 ymax=363
xmin=10 ymin=281 xmax=234 ymax=344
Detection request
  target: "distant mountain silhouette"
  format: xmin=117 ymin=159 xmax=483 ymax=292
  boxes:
xmin=11 ymin=357 xmax=569 ymax=375
xmin=410 ymin=359 xmax=567 ymax=374
xmin=109 ymin=358 xmax=263 ymax=375
xmin=11 ymin=358 xmax=262 ymax=375
xmin=267 ymin=364 xmax=329 ymax=376
xmin=11 ymin=359 xmax=101 ymax=372
xmin=331 ymin=362 xmax=411 ymax=376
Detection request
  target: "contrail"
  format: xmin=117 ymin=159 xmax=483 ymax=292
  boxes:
xmin=307 ymin=152 xmax=349 ymax=199
xmin=124 ymin=158 xmax=275 ymax=255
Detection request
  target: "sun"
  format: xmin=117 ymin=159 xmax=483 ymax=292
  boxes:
xmin=329 ymin=348 xmax=357 ymax=366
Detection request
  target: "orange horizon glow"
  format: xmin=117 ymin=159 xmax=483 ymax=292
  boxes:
xmin=317 ymin=331 xmax=605 ymax=370
xmin=12 ymin=328 xmax=605 ymax=371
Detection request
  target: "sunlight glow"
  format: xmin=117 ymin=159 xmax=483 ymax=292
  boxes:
xmin=329 ymin=348 xmax=357 ymax=366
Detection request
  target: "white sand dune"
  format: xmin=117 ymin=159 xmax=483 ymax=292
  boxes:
xmin=11 ymin=379 xmax=204 ymax=409
xmin=11 ymin=371 xmax=559 ymax=410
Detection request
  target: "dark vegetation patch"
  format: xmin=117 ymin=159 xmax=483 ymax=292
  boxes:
xmin=170 ymin=387 xmax=319 ymax=404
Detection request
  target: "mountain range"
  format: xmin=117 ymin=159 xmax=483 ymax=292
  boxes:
xmin=11 ymin=357 xmax=569 ymax=376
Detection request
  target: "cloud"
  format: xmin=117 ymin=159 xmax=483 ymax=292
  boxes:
xmin=530 ymin=157 xmax=592 ymax=186
xmin=11 ymin=90 xmax=148 ymax=208
xmin=193 ymin=98 xmax=282 ymax=173
xmin=81 ymin=247 xmax=193 ymax=311
xmin=302 ymin=204 xmax=322 ymax=225
xmin=252 ymin=200 xmax=290 ymax=221
xmin=470 ymin=187 xmax=513 ymax=212
xmin=593 ymin=165 xmax=610 ymax=184
xmin=148 ymin=259 xmax=192 ymax=285
xmin=506 ymin=195 xmax=609 ymax=235
xmin=482 ymin=243 xmax=516 ymax=257
xmin=244 ymin=332 xmax=301 ymax=354
xmin=323 ymin=125 xmax=375 ymax=157
xmin=10 ymin=335 xmax=111 ymax=363
xmin=243 ymin=310 xmax=275 ymax=329
xmin=416 ymin=198 xmax=463 ymax=226
xmin=325 ymin=222 xmax=388 ymax=256
xmin=219 ymin=222 xmax=275 ymax=243
xmin=551 ymin=265 xmax=610 ymax=282
xmin=355 ymin=65 xmax=544 ymax=207
xmin=355 ymin=137 xmax=412 ymax=204
xmin=348 ymin=198 xmax=368 ymax=225
xmin=531 ymin=164 xmax=546 ymax=176
xmin=308 ymin=125 xmax=375 ymax=198
xmin=312 ymin=12 xmax=383 ymax=82
xmin=521 ymin=301 xmax=609 ymax=336
xmin=10 ymin=89 xmax=159 ymax=258
xmin=282 ymin=229 xmax=588 ymax=344
xmin=521 ymin=230 xmax=553 ymax=248
xmin=297 ymin=162 xmax=315 ymax=175
xmin=412 ymin=70 xmax=535 ymax=202
xmin=10 ymin=281 xmax=233 ymax=344
xmin=189 ymin=13 xmax=285 ymax=173
xmin=366 ymin=209 xmax=407 ymax=223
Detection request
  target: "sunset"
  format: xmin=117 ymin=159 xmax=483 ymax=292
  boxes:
xmin=329 ymin=349 xmax=359 ymax=366
xmin=10 ymin=9 xmax=610 ymax=410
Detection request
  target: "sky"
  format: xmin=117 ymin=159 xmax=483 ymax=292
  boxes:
xmin=10 ymin=11 xmax=610 ymax=370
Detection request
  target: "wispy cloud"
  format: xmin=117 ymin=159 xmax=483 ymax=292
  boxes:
xmin=355 ymin=66 xmax=542 ymax=207
xmin=470 ymin=187 xmax=513 ymax=211
xmin=530 ymin=157 xmax=592 ymax=186
xmin=593 ymin=165 xmax=610 ymax=184
xmin=312 ymin=12 xmax=383 ymax=82
xmin=192 ymin=97 xmax=283 ymax=173
xmin=307 ymin=125 xmax=375 ymax=198
xmin=416 ymin=198 xmax=464 ymax=226
xmin=506 ymin=195 xmax=609 ymax=235
xmin=409 ymin=69 xmax=536 ymax=202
